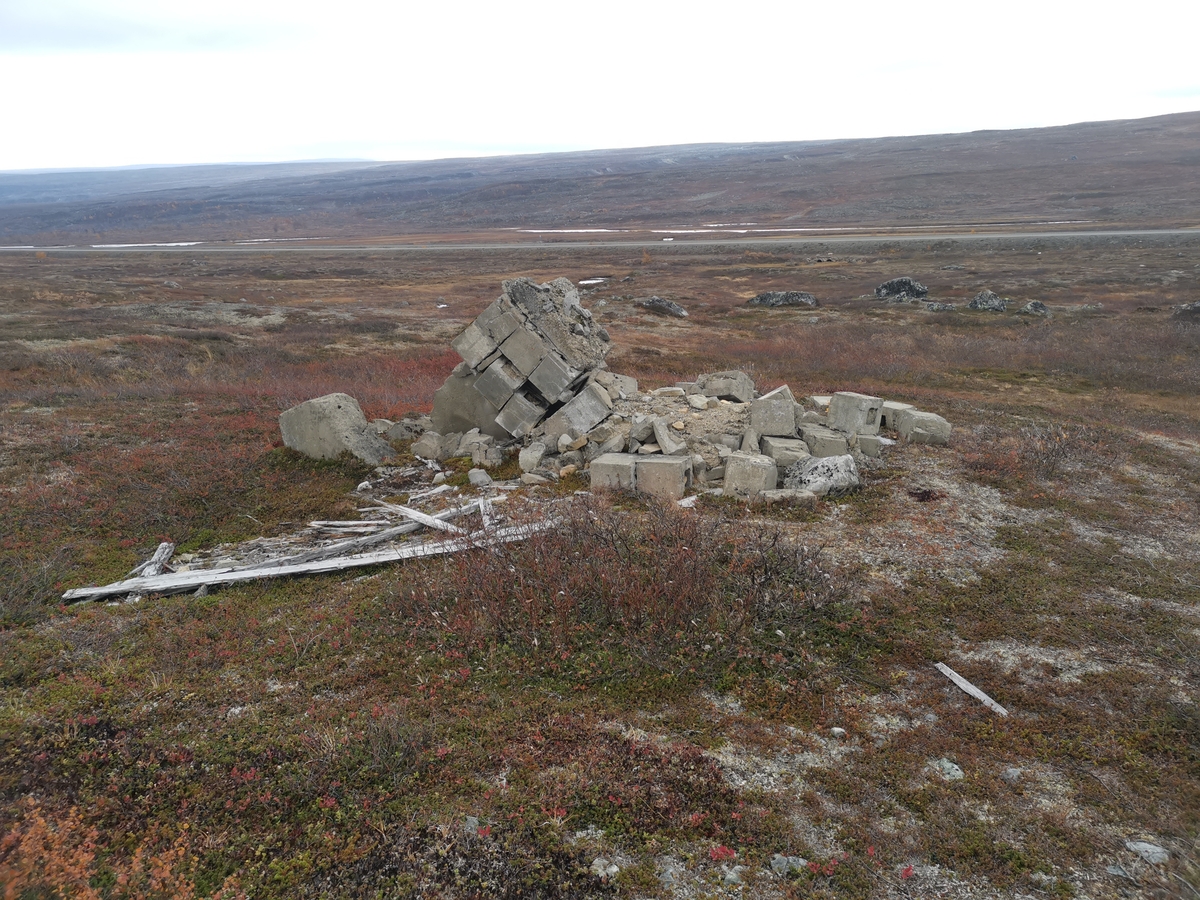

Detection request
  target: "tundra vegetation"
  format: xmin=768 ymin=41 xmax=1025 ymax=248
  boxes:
xmin=1 ymin=236 xmax=1198 ymax=899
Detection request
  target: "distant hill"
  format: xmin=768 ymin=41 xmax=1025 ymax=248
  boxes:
xmin=2 ymin=111 xmax=1199 ymax=245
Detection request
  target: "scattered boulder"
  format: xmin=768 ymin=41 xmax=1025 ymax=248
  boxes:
xmin=783 ymin=454 xmax=861 ymax=497
xmin=1171 ymin=300 xmax=1200 ymax=320
xmin=637 ymin=296 xmax=689 ymax=317
xmin=1020 ymin=300 xmax=1050 ymax=316
xmin=876 ymin=277 xmax=928 ymax=300
xmin=771 ymin=854 xmax=808 ymax=877
xmin=930 ymin=758 xmax=965 ymax=781
xmin=969 ymin=290 xmax=1007 ymax=311
xmin=279 ymin=393 xmax=396 ymax=467
xmin=1125 ymin=841 xmax=1169 ymax=865
xmin=896 ymin=408 xmax=952 ymax=445
xmin=749 ymin=291 xmax=819 ymax=308
xmin=925 ymin=302 xmax=957 ymax=312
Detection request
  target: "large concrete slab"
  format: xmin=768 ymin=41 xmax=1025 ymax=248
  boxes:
xmin=500 ymin=327 xmax=547 ymax=377
xmin=760 ymin=435 xmax=811 ymax=469
xmin=879 ymin=401 xmax=914 ymax=431
xmin=496 ymin=391 xmax=547 ymax=438
xmin=798 ymin=424 xmax=849 ymax=458
xmin=451 ymin=322 xmax=498 ymax=369
xmin=473 ymin=357 xmax=526 ymax=410
xmin=897 ymin=409 xmax=952 ymax=444
xmin=431 ymin=365 xmax=508 ymax=439
xmin=528 ymin=351 xmax=577 ymax=402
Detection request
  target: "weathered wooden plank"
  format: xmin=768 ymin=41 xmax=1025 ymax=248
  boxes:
xmin=63 ymin=519 xmax=555 ymax=602
xmin=126 ymin=541 xmax=176 ymax=578
xmin=370 ymin=500 xmax=466 ymax=534
xmin=935 ymin=662 xmax=1009 ymax=716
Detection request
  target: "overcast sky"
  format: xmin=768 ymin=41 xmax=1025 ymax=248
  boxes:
xmin=2 ymin=0 xmax=1198 ymax=171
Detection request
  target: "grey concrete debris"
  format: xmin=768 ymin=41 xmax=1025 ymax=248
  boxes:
xmin=751 ymin=385 xmax=797 ymax=436
xmin=783 ymin=454 xmax=861 ymax=497
xmin=468 ymin=468 xmax=493 ymax=487
xmin=876 ymin=277 xmax=928 ymax=300
xmin=637 ymin=295 xmax=689 ymax=317
xmin=724 ymin=452 xmax=779 ymax=498
xmin=519 ymin=442 xmax=547 ymax=473
xmin=636 ymin=455 xmax=691 ymax=500
xmin=1125 ymin=841 xmax=1169 ymax=865
xmin=760 ymin=436 xmax=811 ymax=469
xmin=828 ymin=391 xmax=883 ymax=436
xmin=698 ymin=370 xmax=756 ymax=403
xmin=749 ymin=291 xmax=819 ymax=308
xmin=969 ymin=289 xmax=1008 ymax=311
xmin=896 ymin=408 xmax=952 ymax=445
xmin=279 ymin=393 xmax=396 ymax=467
xmin=798 ymin=423 xmax=849 ymax=458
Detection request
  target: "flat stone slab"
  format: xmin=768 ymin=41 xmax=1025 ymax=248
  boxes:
xmin=591 ymin=452 xmax=639 ymax=491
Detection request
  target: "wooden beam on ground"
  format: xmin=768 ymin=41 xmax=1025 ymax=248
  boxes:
xmin=370 ymin=500 xmax=466 ymax=534
xmin=935 ymin=662 xmax=1009 ymax=716
xmin=62 ymin=518 xmax=555 ymax=603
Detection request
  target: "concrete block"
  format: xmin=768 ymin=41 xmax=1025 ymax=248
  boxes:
xmin=528 ymin=351 xmax=577 ymax=402
xmin=652 ymin=386 xmax=686 ymax=397
xmin=481 ymin=308 xmax=522 ymax=345
xmin=473 ymin=357 xmax=525 ymax=410
xmin=591 ymin=452 xmax=638 ymax=491
xmin=542 ymin=382 xmax=613 ymax=443
xmin=879 ymin=401 xmax=914 ymax=431
xmin=653 ymin=417 xmax=689 ymax=456
xmin=451 ymin=322 xmax=498 ymax=369
xmin=635 ymin=455 xmax=691 ymax=501
xmin=495 ymin=391 xmax=546 ymax=438
xmin=699 ymin=370 xmax=755 ymax=403
xmin=687 ymin=394 xmax=709 ymax=410
xmin=808 ymin=395 xmax=832 ymax=411
xmin=594 ymin=433 xmax=626 ymax=455
xmin=758 ymin=488 xmax=818 ymax=505
xmin=761 ymin=435 xmax=811 ymax=469
xmin=431 ymin=366 xmax=508 ymax=439
xmin=628 ymin=414 xmax=656 ymax=442
xmin=750 ymin=384 xmax=797 ymax=436
xmin=799 ymin=423 xmax=849 ymax=458
xmin=741 ymin=427 xmax=761 ymax=453
xmin=724 ymin=451 xmax=779 ymax=499
xmin=519 ymin=442 xmax=547 ymax=472
xmin=896 ymin=409 xmax=952 ymax=445
xmin=280 ymin=392 xmax=396 ymax=466
xmin=410 ymin=431 xmax=444 ymax=460
xmin=828 ymin=391 xmax=883 ymax=436
xmin=856 ymin=434 xmax=884 ymax=457
xmin=499 ymin=327 xmax=547 ymax=377
xmin=468 ymin=468 xmax=493 ymax=487
xmin=610 ymin=374 xmax=638 ymax=397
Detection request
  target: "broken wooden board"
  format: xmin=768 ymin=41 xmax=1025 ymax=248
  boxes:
xmin=63 ymin=519 xmax=554 ymax=603
xmin=369 ymin=500 xmax=467 ymax=535
xmin=935 ymin=662 xmax=1009 ymax=716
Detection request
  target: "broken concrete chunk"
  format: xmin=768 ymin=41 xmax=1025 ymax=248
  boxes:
xmin=652 ymin=386 xmax=686 ymax=398
xmin=760 ymin=435 xmax=811 ymax=469
xmin=750 ymin=384 xmax=797 ymax=436
xmin=474 ymin=357 xmax=525 ymax=410
xmin=467 ymin=468 xmax=493 ymax=487
xmin=653 ymin=418 xmax=689 ymax=456
xmin=686 ymin=394 xmax=709 ymax=411
xmin=528 ymin=351 xmax=577 ymax=401
xmin=279 ymin=392 xmax=397 ymax=467
xmin=740 ymin=427 xmax=761 ymax=453
xmin=758 ymin=488 xmax=818 ymax=505
xmin=519 ymin=442 xmax=547 ymax=473
xmin=495 ymin=391 xmax=546 ymax=439
xmin=451 ymin=322 xmax=499 ymax=369
xmin=856 ymin=434 xmax=884 ymax=457
xmin=591 ymin=452 xmax=638 ymax=491
xmin=783 ymin=454 xmax=861 ymax=497
xmin=827 ymin=391 xmax=883 ymax=436
xmin=879 ymin=401 xmax=914 ymax=431
xmin=698 ymin=370 xmax=755 ymax=403
xmin=635 ymin=455 xmax=691 ymax=500
xmin=798 ymin=424 xmax=849 ymax=458
xmin=724 ymin=452 xmax=779 ymax=499
xmin=542 ymin=382 xmax=614 ymax=443
xmin=431 ymin=366 xmax=508 ymax=440
xmin=896 ymin=409 xmax=952 ymax=445
xmin=499 ymin=327 xmax=546 ymax=377
xmin=410 ymin=431 xmax=445 ymax=460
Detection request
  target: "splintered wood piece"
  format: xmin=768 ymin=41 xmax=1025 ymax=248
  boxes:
xmin=370 ymin=500 xmax=466 ymax=534
xmin=127 ymin=541 xmax=176 ymax=578
xmin=935 ymin=662 xmax=1009 ymax=716
xmin=62 ymin=519 xmax=558 ymax=602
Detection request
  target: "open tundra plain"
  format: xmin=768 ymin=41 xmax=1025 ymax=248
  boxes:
xmin=1 ymin=115 xmax=1199 ymax=899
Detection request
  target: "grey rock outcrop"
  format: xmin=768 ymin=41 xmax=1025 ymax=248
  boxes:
xmin=926 ymin=302 xmax=957 ymax=312
xmin=876 ymin=277 xmax=928 ymax=300
xmin=1020 ymin=300 xmax=1050 ymax=316
xmin=279 ymin=393 xmax=396 ymax=467
xmin=637 ymin=296 xmax=689 ymax=318
xmin=749 ymin=291 xmax=819 ymax=308
xmin=783 ymin=454 xmax=861 ymax=497
xmin=969 ymin=290 xmax=1007 ymax=311
xmin=1172 ymin=300 xmax=1200 ymax=320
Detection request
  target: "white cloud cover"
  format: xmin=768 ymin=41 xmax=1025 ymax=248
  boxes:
xmin=2 ymin=0 xmax=1198 ymax=169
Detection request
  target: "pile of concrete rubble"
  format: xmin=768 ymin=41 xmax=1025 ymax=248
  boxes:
xmin=281 ymin=277 xmax=953 ymax=503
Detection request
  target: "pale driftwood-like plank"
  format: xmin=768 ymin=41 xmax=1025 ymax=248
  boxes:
xmin=127 ymin=541 xmax=176 ymax=578
xmin=935 ymin=662 xmax=1009 ymax=716
xmin=62 ymin=520 xmax=556 ymax=603
xmin=370 ymin=500 xmax=467 ymax=534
